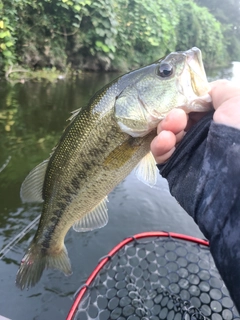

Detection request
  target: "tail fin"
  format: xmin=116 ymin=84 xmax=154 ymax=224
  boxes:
xmin=16 ymin=243 xmax=72 ymax=290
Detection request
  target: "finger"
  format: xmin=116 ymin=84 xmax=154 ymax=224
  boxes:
xmin=150 ymin=130 xmax=176 ymax=164
xmin=209 ymin=80 xmax=240 ymax=130
xmin=213 ymin=95 xmax=240 ymax=130
xmin=157 ymin=109 xmax=188 ymax=134
xmin=175 ymin=130 xmax=186 ymax=144
xmin=154 ymin=147 xmax=176 ymax=164
xmin=209 ymin=80 xmax=240 ymax=110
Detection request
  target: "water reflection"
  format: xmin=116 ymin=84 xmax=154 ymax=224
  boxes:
xmin=207 ymin=61 xmax=240 ymax=83
xmin=0 ymin=65 xmax=238 ymax=319
xmin=0 ymin=156 xmax=11 ymax=173
xmin=231 ymin=61 xmax=240 ymax=84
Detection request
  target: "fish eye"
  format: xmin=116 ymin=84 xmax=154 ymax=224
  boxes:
xmin=157 ymin=62 xmax=173 ymax=78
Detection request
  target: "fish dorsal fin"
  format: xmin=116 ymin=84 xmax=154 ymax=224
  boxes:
xmin=67 ymin=108 xmax=81 ymax=122
xmin=20 ymin=159 xmax=49 ymax=203
xmin=73 ymin=197 xmax=109 ymax=232
xmin=134 ymin=152 xmax=158 ymax=187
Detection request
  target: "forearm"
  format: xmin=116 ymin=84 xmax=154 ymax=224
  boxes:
xmin=157 ymin=113 xmax=240 ymax=311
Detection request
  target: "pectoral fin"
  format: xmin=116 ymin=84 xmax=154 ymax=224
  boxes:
xmin=134 ymin=152 xmax=158 ymax=187
xmin=73 ymin=197 xmax=109 ymax=232
xmin=20 ymin=159 xmax=49 ymax=203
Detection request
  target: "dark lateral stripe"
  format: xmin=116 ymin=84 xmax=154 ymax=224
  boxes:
xmin=41 ymin=223 xmax=56 ymax=250
xmin=41 ymin=206 xmax=66 ymax=250
xmin=71 ymin=177 xmax=80 ymax=189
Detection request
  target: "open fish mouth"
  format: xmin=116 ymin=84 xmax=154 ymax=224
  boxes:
xmin=185 ymin=47 xmax=210 ymax=97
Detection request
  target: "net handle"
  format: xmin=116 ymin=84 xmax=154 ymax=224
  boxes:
xmin=66 ymin=231 xmax=209 ymax=320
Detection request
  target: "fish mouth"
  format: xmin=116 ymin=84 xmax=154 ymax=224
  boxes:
xmin=185 ymin=47 xmax=210 ymax=97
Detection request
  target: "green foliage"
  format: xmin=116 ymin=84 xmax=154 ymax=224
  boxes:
xmin=196 ymin=0 xmax=240 ymax=61
xmin=175 ymin=0 xmax=228 ymax=67
xmin=0 ymin=0 xmax=238 ymax=75
xmin=0 ymin=1 xmax=16 ymax=68
xmin=115 ymin=0 xmax=179 ymax=67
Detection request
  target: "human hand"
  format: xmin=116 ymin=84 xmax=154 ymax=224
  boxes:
xmin=151 ymin=80 xmax=240 ymax=164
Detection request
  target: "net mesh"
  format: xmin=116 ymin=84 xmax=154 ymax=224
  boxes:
xmin=72 ymin=235 xmax=240 ymax=320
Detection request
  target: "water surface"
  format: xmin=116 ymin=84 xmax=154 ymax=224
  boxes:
xmin=0 ymin=63 xmax=239 ymax=319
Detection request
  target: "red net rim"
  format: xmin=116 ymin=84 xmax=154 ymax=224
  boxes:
xmin=66 ymin=231 xmax=209 ymax=320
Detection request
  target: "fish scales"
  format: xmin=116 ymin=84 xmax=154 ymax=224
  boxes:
xmin=16 ymin=47 xmax=212 ymax=289
xmin=41 ymin=113 xmax=154 ymax=240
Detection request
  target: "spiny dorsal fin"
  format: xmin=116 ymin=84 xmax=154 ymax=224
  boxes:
xmin=67 ymin=108 xmax=81 ymax=122
xmin=20 ymin=159 xmax=49 ymax=203
xmin=73 ymin=196 xmax=109 ymax=232
xmin=134 ymin=152 xmax=158 ymax=187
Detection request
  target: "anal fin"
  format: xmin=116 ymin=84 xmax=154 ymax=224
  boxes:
xmin=73 ymin=196 xmax=109 ymax=232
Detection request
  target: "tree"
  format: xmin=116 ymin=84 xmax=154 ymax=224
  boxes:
xmin=175 ymin=0 xmax=228 ymax=67
xmin=0 ymin=0 xmax=233 ymax=75
xmin=195 ymin=0 xmax=240 ymax=60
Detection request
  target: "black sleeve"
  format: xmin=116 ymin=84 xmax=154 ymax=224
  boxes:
xmin=157 ymin=112 xmax=240 ymax=312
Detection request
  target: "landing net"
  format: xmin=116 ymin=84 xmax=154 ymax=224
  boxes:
xmin=67 ymin=232 xmax=240 ymax=320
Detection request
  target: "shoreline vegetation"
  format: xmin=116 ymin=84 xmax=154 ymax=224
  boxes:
xmin=2 ymin=62 xmax=236 ymax=85
xmin=1 ymin=0 xmax=240 ymax=82
xmin=4 ymin=65 xmax=70 ymax=83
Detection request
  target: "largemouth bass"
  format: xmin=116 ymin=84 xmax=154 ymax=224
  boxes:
xmin=16 ymin=47 xmax=211 ymax=289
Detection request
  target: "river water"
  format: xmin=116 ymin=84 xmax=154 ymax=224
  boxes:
xmin=0 ymin=63 xmax=239 ymax=320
